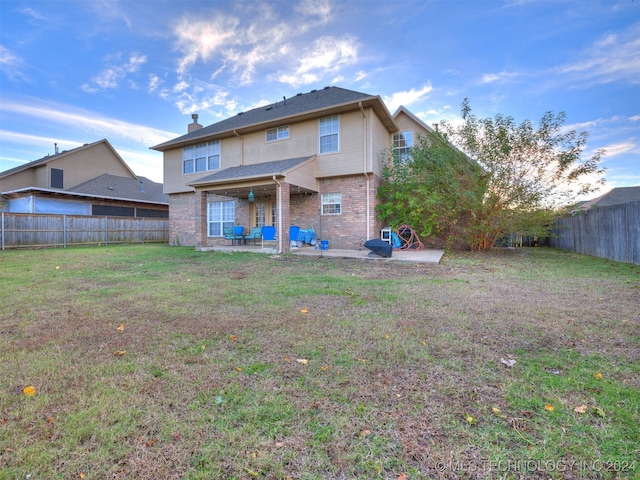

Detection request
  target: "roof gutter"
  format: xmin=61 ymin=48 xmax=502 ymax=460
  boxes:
xmin=273 ymin=175 xmax=283 ymax=254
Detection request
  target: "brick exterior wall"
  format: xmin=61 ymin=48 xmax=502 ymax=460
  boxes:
xmin=170 ymin=174 xmax=385 ymax=250
xmin=169 ymin=192 xmax=196 ymax=246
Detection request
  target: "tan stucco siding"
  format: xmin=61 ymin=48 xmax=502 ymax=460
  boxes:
xmin=1 ymin=142 xmax=134 ymax=191
xmin=371 ymin=114 xmax=393 ymax=176
xmin=394 ymin=111 xmax=433 ymax=140
xmin=286 ymin=161 xmax=318 ymax=192
xmin=163 ymin=148 xmax=191 ymax=194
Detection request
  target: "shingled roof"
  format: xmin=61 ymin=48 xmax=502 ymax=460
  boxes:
xmin=70 ymin=174 xmax=168 ymax=203
xmin=189 ymin=157 xmax=314 ymax=187
xmin=151 ymin=86 xmax=395 ymax=151
xmin=575 ymin=186 xmax=640 ymax=210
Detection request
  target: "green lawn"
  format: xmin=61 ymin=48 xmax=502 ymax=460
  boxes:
xmin=1 ymin=245 xmax=638 ymax=479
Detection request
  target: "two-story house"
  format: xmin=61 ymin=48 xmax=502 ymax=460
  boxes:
xmin=1 ymin=139 xmax=168 ymax=218
xmin=151 ymin=86 xmax=435 ymax=251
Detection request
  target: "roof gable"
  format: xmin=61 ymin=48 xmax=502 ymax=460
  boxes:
xmin=151 ymin=86 xmax=397 ymax=151
xmin=0 ymin=139 xmax=137 ymax=180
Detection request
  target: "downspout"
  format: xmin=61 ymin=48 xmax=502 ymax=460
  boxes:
xmin=359 ymin=102 xmax=371 ymax=241
xmin=273 ymin=175 xmax=283 ymax=254
xmin=233 ymin=129 xmax=244 ymax=166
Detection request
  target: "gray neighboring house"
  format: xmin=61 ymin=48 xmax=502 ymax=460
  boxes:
xmin=573 ymin=186 xmax=640 ymax=211
xmin=0 ymin=139 xmax=168 ymax=217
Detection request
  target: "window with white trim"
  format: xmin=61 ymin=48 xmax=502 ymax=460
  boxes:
xmin=207 ymin=200 xmax=234 ymax=237
xmin=266 ymin=126 xmax=289 ymax=142
xmin=319 ymin=115 xmax=339 ymax=153
xmin=183 ymin=140 xmax=221 ymax=174
xmin=392 ymin=131 xmax=413 ymax=162
xmin=321 ymin=193 xmax=341 ymax=215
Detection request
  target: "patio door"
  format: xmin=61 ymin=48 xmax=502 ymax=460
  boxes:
xmin=253 ymin=201 xmax=277 ymax=228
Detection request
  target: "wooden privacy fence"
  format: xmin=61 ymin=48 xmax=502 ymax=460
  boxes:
xmin=1 ymin=213 xmax=169 ymax=250
xmin=549 ymin=201 xmax=640 ymax=265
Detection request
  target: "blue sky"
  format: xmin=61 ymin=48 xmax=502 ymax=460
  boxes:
xmin=1 ymin=0 xmax=638 ymax=194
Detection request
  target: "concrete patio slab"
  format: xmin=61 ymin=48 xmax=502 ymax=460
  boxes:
xmin=199 ymin=245 xmax=444 ymax=264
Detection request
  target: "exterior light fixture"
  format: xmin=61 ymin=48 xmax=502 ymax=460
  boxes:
xmin=248 ymin=189 xmax=255 ymax=202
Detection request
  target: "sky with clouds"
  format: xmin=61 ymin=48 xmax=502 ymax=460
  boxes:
xmin=0 ymin=0 xmax=638 ymax=193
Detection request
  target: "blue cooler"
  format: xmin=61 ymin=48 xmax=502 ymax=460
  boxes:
xmin=289 ymin=225 xmax=300 ymax=247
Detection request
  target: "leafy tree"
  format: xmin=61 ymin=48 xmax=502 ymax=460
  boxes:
xmin=378 ymin=100 xmax=605 ymax=250
xmin=377 ymin=130 xmax=486 ymax=249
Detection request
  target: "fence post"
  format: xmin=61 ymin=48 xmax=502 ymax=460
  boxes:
xmin=63 ymin=214 xmax=67 ymax=248
xmin=1 ymin=212 xmax=4 ymax=251
xmin=105 ymin=216 xmax=108 ymax=246
xmin=141 ymin=217 xmax=145 ymax=244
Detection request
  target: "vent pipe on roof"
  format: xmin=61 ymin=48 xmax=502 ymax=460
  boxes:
xmin=188 ymin=113 xmax=202 ymax=133
xmin=54 ymin=143 xmax=59 ymax=155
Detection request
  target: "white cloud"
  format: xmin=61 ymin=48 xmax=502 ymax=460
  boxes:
xmin=148 ymin=74 xmax=161 ymax=93
xmin=0 ymin=98 xmax=177 ymax=147
xmin=276 ymin=35 xmax=359 ymax=88
xmin=600 ymin=142 xmax=636 ymax=157
xmin=383 ymin=84 xmax=433 ymax=112
xmin=0 ymin=45 xmax=28 ymax=82
xmin=558 ymin=23 xmax=640 ymax=85
xmin=479 ymin=70 xmax=521 ymax=84
xmin=174 ymin=15 xmax=240 ymax=76
xmin=83 ymin=52 xmax=147 ymax=92
xmin=294 ymin=0 xmax=333 ymax=24
xmin=17 ymin=7 xmax=48 ymax=21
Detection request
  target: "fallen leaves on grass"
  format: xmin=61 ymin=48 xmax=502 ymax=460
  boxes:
xmin=594 ymin=372 xmax=603 ymax=380
xmin=113 ymin=350 xmax=126 ymax=356
xmin=574 ymin=405 xmax=588 ymax=414
xmin=500 ymin=357 xmax=516 ymax=368
xmin=359 ymin=429 xmax=371 ymax=437
xmin=117 ymin=324 xmax=125 ymax=331
xmin=464 ymin=414 xmax=477 ymax=425
xmin=229 ymin=335 xmax=238 ymax=341
xmin=592 ymin=406 xmax=606 ymax=417
xmin=296 ymin=358 xmax=308 ymax=365
xmin=300 ymin=308 xmax=308 ymax=313
xmin=545 ymin=404 xmax=554 ymax=412
xmin=23 ymin=386 xmax=36 ymax=396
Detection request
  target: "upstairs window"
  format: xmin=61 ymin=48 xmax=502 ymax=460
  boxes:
xmin=321 ymin=193 xmax=341 ymax=215
xmin=50 ymin=168 xmax=64 ymax=189
xmin=266 ymin=126 xmax=289 ymax=142
xmin=319 ymin=115 xmax=339 ymax=154
xmin=183 ymin=140 xmax=220 ymax=174
xmin=392 ymin=131 xmax=413 ymax=162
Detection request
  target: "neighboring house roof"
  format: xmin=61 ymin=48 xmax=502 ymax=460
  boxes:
xmin=189 ymin=157 xmax=315 ymax=186
xmin=70 ymin=174 xmax=168 ymax=204
xmin=151 ymin=86 xmax=397 ymax=151
xmin=575 ymin=186 xmax=640 ymax=210
xmin=0 ymin=139 xmax=137 ymax=180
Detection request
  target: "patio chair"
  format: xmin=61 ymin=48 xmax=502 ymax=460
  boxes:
xmin=245 ymin=227 xmax=262 ymax=245
xmin=261 ymin=226 xmax=276 ymax=250
xmin=223 ymin=227 xmax=236 ymax=244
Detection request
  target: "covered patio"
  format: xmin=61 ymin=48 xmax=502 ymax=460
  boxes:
xmin=189 ymin=157 xmax=319 ymax=253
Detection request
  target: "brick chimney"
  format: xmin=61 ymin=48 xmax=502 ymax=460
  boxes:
xmin=188 ymin=113 xmax=202 ymax=133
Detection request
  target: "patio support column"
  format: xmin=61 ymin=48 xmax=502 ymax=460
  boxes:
xmin=194 ymin=189 xmax=207 ymax=250
xmin=280 ymin=182 xmax=290 ymax=253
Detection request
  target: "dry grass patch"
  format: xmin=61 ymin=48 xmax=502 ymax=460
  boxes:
xmin=1 ymin=245 xmax=638 ymax=479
